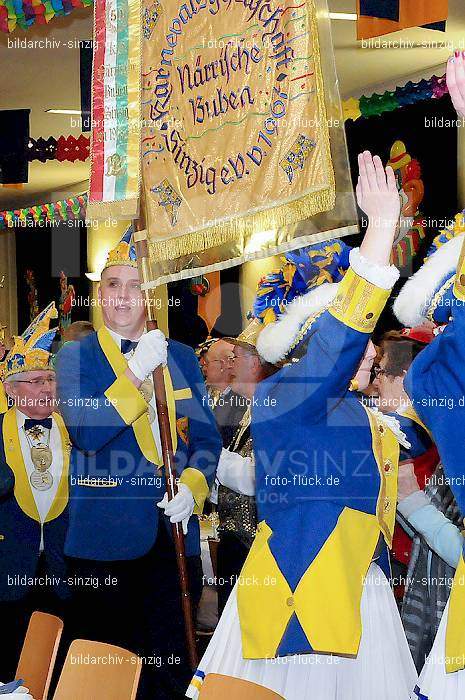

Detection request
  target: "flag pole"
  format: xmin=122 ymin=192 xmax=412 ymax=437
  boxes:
xmin=133 ymin=204 xmax=199 ymax=670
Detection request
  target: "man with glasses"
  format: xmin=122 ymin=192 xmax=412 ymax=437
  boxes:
xmin=214 ymin=329 xmax=277 ymax=613
xmin=203 ymin=339 xmax=247 ymax=448
xmin=0 ymin=302 xmax=70 ymax=681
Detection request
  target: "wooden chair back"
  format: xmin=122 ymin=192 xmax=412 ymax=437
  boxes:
xmin=16 ymin=611 xmax=63 ymax=700
xmin=53 ymin=639 xmax=142 ymax=700
xmin=199 ymin=673 xmax=285 ymax=699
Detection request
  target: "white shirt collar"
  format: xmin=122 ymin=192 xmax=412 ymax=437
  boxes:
xmin=15 ymin=408 xmax=28 ymax=428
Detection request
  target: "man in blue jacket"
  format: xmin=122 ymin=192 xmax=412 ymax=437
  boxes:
xmin=0 ymin=303 xmax=70 ymax=681
xmin=55 ymin=228 xmax=221 ymax=699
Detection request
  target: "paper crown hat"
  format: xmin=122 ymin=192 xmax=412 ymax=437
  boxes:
xmin=103 ymin=225 xmax=137 ymax=271
xmin=1 ymin=302 xmax=58 ymax=380
xmin=232 ymin=240 xmax=352 ymax=364
xmin=393 ymin=211 xmax=465 ymax=326
xmin=223 ymin=318 xmax=264 ymax=356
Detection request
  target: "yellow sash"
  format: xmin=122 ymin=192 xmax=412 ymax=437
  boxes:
xmin=97 ymin=326 xmax=178 ymax=464
xmin=2 ymin=408 xmax=69 ymax=522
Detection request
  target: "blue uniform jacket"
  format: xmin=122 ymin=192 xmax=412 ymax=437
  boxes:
xmin=0 ymin=409 xmax=70 ymax=601
xmin=55 ymin=327 xmax=221 ymax=561
xmin=236 ymin=267 xmax=400 ymax=659
xmin=404 ymin=250 xmax=465 ymax=673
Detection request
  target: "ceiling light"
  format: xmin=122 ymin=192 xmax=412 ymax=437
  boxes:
xmin=45 ymin=109 xmax=82 ymax=115
xmin=329 ymin=12 xmax=358 ymax=20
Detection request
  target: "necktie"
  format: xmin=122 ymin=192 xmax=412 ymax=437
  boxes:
xmin=121 ymin=339 xmax=138 ymax=355
xmin=24 ymin=418 xmax=52 ymax=430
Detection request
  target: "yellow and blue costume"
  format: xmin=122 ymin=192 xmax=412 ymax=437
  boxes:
xmin=396 ymin=223 xmax=465 ymax=694
xmin=240 ymin=256 xmax=400 ymax=659
xmin=0 ymin=303 xmax=70 ymax=681
xmin=188 ymin=243 xmax=418 ymax=700
xmin=55 ymin=228 xmax=222 ymax=560
xmin=0 ymin=302 xmax=69 ymax=599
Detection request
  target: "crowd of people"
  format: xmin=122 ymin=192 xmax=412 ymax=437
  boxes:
xmin=1 ymin=54 xmax=465 ymax=700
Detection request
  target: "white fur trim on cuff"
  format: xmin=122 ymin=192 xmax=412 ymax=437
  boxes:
xmin=349 ymin=248 xmax=399 ymax=290
xmin=393 ymin=234 xmax=464 ymax=327
xmin=256 ymin=284 xmax=338 ymax=364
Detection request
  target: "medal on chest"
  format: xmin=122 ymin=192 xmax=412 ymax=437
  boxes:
xmin=31 ymin=445 xmax=53 ymax=470
xmin=24 ymin=426 xmax=54 ymax=491
xmin=30 ymin=470 xmax=53 ymax=491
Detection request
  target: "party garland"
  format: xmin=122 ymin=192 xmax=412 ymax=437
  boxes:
xmin=343 ymin=73 xmax=448 ymax=122
xmin=28 ymin=135 xmax=90 ymax=163
xmin=0 ymin=0 xmax=92 ymax=32
xmin=0 ymin=194 xmax=87 ymax=230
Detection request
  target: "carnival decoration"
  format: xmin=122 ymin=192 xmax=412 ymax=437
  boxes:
xmin=342 ymin=73 xmax=449 ymax=123
xmin=0 ymin=194 xmax=87 ymax=230
xmin=0 ymin=0 xmax=93 ymax=33
xmin=25 ymin=269 xmax=39 ymax=323
xmin=387 ymin=140 xmax=426 ymax=269
xmin=1 ymin=302 xmax=58 ymax=379
xmin=87 ymin=0 xmax=142 ymax=219
xmin=58 ymin=271 xmax=76 ymax=337
xmin=138 ymin=0 xmax=336 ymax=276
xmin=86 ymin=0 xmax=358 ymax=287
xmin=27 ymin=136 xmax=90 ymax=163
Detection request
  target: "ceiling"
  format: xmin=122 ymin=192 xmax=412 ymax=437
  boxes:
xmin=0 ymin=0 xmax=464 ymax=208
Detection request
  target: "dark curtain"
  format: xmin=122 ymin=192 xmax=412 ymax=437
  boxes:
xmin=0 ymin=110 xmax=30 ymax=183
xmin=344 ymin=95 xmax=458 ymax=335
xmin=15 ymin=221 xmax=90 ymax=338
xmin=168 ymin=266 xmax=242 ymax=348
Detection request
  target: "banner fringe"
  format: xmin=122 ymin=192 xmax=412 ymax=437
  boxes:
xmin=148 ymin=185 xmax=335 ymax=263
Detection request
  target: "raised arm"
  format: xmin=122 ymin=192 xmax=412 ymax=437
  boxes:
xmin=405 ymin=54 xmax=465 ymax=425
xmin=259 ymin=152 xmax=400 ymax=423
xmin=405 ymin=54 xmax=465 ymax=514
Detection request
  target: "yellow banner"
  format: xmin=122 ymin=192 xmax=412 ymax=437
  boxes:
xmin=141 ymin=0 xmax=349 ymax=284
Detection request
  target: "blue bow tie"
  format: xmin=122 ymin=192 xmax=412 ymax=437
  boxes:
xmin=121 ymin=339 xmax=138 ymax=355
xmin=24 ymin=418 xmax=52 ymax=431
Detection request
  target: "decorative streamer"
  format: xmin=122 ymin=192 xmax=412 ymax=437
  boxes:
xmin=27 ymin=135 xmax=90 ymax=163
xmin=342 ymin=72 xmax=450 ymax=123
xmin=0 ymin=195 xmax=87 ymax=230
xmin=0 ymin=0 xmax=93 ymax=32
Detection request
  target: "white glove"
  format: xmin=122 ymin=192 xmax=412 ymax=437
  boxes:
xmin=127 ymin=329 xmax=168 ymax=381
xmin=157 ymin=483 xmax=195 ymax=535
xmin=216 ymin=447 xmax=255 ymax=497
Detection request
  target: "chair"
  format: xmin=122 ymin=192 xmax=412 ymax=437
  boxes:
xmin=199 ymin=673 xmax=285 ymax=699
xmin=53 ymin=639 xmax=142 ymax=700
xmin=15 ymin=611 xmax=63 ymax=700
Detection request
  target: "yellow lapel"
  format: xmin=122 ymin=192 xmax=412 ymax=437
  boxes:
xmin=0 ymin=383 xmax=8 ymax=414
xmin=2 ymin=408 xmax=40 ymax=522
xmin=362 ymin=404 xmax=400 ymax=548
xmin=97 ymin=326 xmax=180 ymax=465
xmin=45 ymin=412 xmax=70 ymax=523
